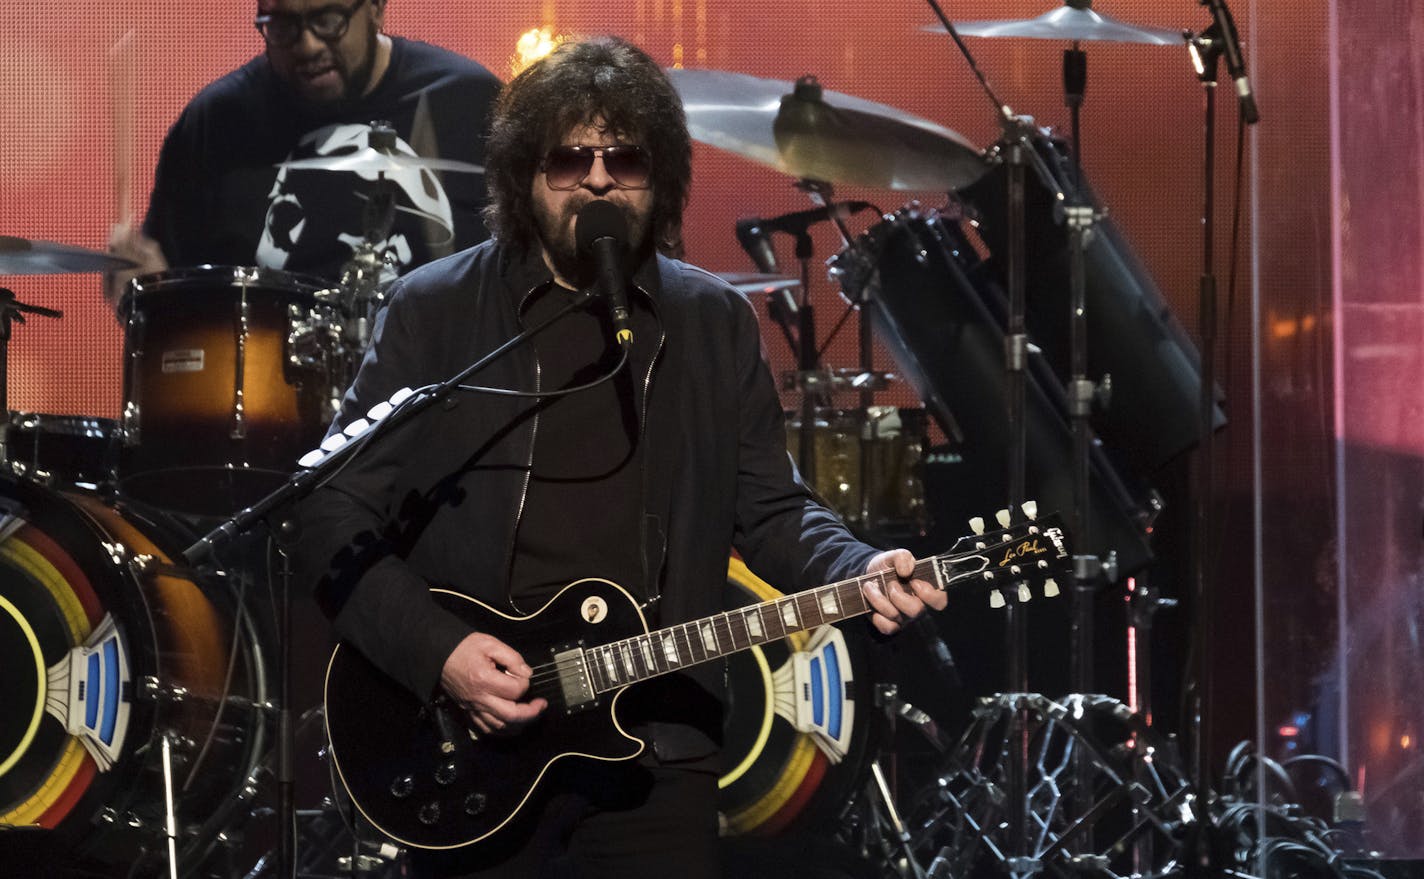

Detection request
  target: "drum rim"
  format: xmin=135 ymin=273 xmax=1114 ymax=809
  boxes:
xmin=123 ymin=264 xmax=338 ymax=304
xmin=7 ymin=411 xmax=121 ymax=432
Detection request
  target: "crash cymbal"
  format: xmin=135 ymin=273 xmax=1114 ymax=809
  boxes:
xmin=668 ymin=68 xmax=986 ymax=191
xmin=278 ymin=148 xmax=484 ymax=175
xmin=924 ymin=3 xmax=1182 ymax=45
xmin=715 ymin=272 xmax=802 ymax=295
xmin=0 ymin=236 xmax=138 ymax=275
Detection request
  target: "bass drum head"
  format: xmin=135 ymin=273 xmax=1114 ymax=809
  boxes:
xmin=0 ymin=476 xmax=266 ymax=871
xmin=719 ymin=557 xmax=878 ymax=837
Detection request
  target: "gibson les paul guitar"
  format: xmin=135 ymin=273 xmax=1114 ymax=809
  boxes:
xmin=323 ymin=507 xmax=1070 ymax=851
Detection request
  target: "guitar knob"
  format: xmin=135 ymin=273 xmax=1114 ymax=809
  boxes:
xmin=435 ymin=760 xmax=458 ymax=786
xmin=389 ymin=775 xmax=415 ymax=799
xmin=418 ymin=801 xmax=441 ymax=826
xmin=464 ymin=793 xmax=487 ymax=816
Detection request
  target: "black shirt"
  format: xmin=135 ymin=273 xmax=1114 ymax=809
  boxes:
xmin=507 ymin=282 xmax=647 ymax=610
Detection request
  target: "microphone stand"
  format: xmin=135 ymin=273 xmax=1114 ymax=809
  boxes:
xmin=1184 ymin=28 xmax=1224 ymax=879
xmin=182 ymin=287 xmax=604 ymax=879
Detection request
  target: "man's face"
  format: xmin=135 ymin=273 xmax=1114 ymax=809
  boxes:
xmin=531 ymin=121 xmax=655 ymax=289
xmin=259 ymin=0 xmax=384 ymax=105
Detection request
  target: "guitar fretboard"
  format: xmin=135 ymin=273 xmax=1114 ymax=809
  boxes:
xmin=582 ymin=559 xmax=943 ymax=693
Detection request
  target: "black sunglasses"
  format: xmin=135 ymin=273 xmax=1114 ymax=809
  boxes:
xmin=255 ymin=0 xmax=369 ymax=46
xmin=540 ymin=145 xmax=652 ymax=191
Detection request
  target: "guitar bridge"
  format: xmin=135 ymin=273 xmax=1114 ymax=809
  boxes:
xmin=552 ymin=647 xmax=595 ymax=711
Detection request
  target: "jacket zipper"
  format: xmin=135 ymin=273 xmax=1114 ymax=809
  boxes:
xmin=634 ymin=283 xmax=666 ymax=611
xmin=504 ymin=283 xmax=545 ymax=613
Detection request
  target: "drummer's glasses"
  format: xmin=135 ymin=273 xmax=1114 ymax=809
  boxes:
xmin=255 ymin=0 xmax=369 ymax=46
xmin=540 ymin=145 xmax=652 ymax=191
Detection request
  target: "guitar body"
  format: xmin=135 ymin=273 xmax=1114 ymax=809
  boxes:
xmin=324 ymin=579 xmax=649 ymax=850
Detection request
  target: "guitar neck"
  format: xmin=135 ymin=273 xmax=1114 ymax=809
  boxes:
xmin=581 ymin=558 xmax=942 ymax=694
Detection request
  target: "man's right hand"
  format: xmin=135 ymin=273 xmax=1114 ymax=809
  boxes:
xmin=440 ymin=631 xmax=548 ymax=736
xmin=104 ymin=221 xmax=167 ymax=310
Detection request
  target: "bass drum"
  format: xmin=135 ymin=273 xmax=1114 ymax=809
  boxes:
xmin=0 ymin=477 xmax=267 ymax=873
xmin=719 ymin=557 xmax=878 ymax=837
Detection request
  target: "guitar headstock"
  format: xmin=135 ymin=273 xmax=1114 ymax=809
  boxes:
xmin=941 ymin=501 xmax=1072 ymax=608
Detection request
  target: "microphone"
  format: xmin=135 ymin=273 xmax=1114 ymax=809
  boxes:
xmin=575 ymin=200 xmax=633 ymax=349
xmin=734 ymin=219 xmax=780 ymax=274
xmin=755 ymin=200 xmax=876 ymax=236
xmin=1203 ymin=0 xmax=1259 ymax=124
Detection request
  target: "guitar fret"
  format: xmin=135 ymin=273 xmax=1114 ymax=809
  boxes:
xmin=725 ymin=610 xmax=750 ymax=651
xmin=639 ymin=635 xmax=657 ymax=673
xmin=763 ymin=602 xmax=786 ymax=641
xmin=799 ymin=590 xmax=825 ymax=628
xmin=778 ymin=597 xmax=799 ymax=631
xmin=745 ymin=606 xmax=766 ymax=642
xmin=699 ymin=620 xmax=720 ymax=655
xmin=818 ymin=586 xmax=841 ymax=619
xmin=619 ymin=642 xmax=636 ymax=679
xmin=602 ymin=646 xmax=619 ymax=686
xmin=660 ymin=631 xmax=680 ymax=667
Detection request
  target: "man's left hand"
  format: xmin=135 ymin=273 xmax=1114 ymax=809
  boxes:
xmin=861 ymin=549 xmax=947 ymax=635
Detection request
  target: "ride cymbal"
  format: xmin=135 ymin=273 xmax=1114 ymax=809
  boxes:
xmin=277 ymin=148 xmax=484 ymax=175
xmin=0 ymin=236 xmax=137 ymax=276
xmin=924 ymin=3 xmax=1182 ymax=45
xmin=668 ymin=68 xmax=987 ymax=191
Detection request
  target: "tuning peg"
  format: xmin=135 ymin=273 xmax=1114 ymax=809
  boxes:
xmin=1043 ymin=578 xmax=1060 ymax=598
xmin=989 ymin=589 xmax=1006 ymax=609
xmin=367 ymin=400 xmax=394 ymax=421
xmin=1021 ymin=500 xmax=1038 ymax=520
xmin=969 ymin=516 xmax=985 ymax=535
xmin=995 ymin=509 xmax=1011 ymax=528
xmin=342 ymin=418 xmax=371 ymax=437
xmin=297 ymin=448 xmax=325 ymax=468
xmin=320 ymin=432 xmax=346 ymax=452
xmin=1017 ymin=583 xmax=1032 ymax=602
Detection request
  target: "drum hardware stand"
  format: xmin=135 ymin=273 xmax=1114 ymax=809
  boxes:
xmin=835 ymin=682 xmax=936 ymax=879
xmin=0 ymin=288 xmax=62 ymax=468
xmin=920 ymin=1 xmax=1075 ymax=874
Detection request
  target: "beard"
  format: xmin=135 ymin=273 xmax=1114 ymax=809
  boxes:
xmin=532 ymin=194 xmax=652 ymax=290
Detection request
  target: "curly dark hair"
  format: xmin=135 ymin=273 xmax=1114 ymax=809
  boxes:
xmin=482 ymin=36 xmax=692 ymax=256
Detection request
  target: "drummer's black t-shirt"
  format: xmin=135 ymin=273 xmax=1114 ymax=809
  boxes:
xmin=142 ymin=37 xmax=501 ymax=282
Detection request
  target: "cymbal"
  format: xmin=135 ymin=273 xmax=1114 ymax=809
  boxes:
xmin=278 ymin=148 xmax=484 ymax=175
xmin=0 ymin=236 xmax=138 ymax=275
xmin=668 ymin=68 xmax=987 ymax=191
xmin=715 ymin=272 xmax=801 ymax=295
xmin=924 ymin=4 xmax=1182 ymax=45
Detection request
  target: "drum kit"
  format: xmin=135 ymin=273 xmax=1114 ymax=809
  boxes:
xmin=0 ymin=2 xmax=1222 ymax=877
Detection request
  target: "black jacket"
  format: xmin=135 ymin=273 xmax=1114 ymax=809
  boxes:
xmin=293 ymin=239 xmax=878 ymax=713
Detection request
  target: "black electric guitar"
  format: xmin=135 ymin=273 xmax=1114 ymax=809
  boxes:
xmin=323 ymin=509 xmax=1070 ymax=851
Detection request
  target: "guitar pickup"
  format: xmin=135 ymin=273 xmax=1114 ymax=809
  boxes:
xmin=552 ymin=647 xmax=595 ymax=711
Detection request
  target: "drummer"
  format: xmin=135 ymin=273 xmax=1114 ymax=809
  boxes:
xmin=107 ymin=0 xmax=501 ymax=302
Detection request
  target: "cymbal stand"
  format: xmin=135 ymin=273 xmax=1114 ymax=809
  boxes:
xmin=0 ymin=288 xmax=62 ymax=468
xmin=797 ymin=178 xmax=885 ymax=526
xmin=920 ymin=0 xmax=1043 ymax=874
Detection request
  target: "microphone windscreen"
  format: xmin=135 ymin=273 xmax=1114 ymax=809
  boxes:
xmin=575 ymin=200 xmax=628 ymax=256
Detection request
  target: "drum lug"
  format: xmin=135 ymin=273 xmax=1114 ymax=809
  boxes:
xmin=122 ymin=400 xmax=141 ymax=446
xmin=142 ymin=674 xmax=190 ymax=704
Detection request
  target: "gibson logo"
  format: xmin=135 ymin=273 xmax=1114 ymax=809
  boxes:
xmin=998 ymin=538 xmax=1045 ymax=568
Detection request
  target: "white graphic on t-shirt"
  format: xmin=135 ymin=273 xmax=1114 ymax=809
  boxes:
xmin=257 ymin=122 xmax=455 ymax=275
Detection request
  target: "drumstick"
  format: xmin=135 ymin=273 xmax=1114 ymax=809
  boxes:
xmin=108 ymin=29 xmax=137 ymax=225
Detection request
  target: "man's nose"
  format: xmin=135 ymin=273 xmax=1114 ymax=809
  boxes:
xmin=582 ymin=154 xmax=615 ymax=191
